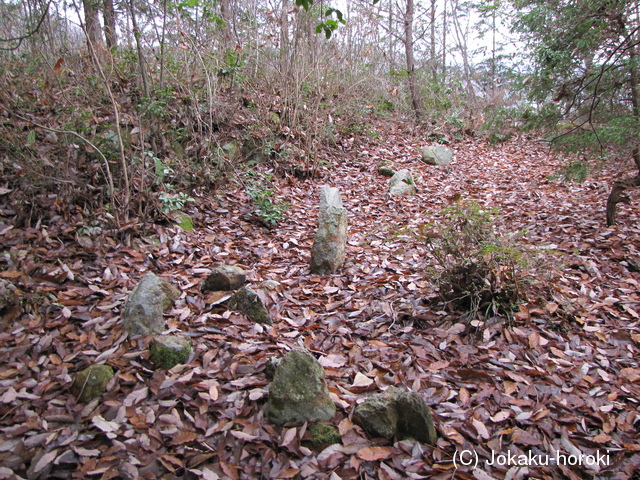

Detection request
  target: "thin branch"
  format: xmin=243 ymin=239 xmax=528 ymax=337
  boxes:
xmin=0 ymin=0 xmax=53 ymax=50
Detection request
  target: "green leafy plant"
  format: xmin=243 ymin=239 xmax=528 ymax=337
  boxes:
xmin=241 ymin=168 xmax=288 ymax=227
xmin=159 ymin=191 xmax=195 ymax=213
xmin=422 ymin=201 xmax=542 ymax=322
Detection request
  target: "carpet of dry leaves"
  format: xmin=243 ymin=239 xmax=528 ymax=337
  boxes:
xmin=1 ymin=128 xmax=639 ymax=480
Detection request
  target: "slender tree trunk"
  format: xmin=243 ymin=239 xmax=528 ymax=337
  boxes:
xmin=606 ymin=41 xmax=640 ymax=225
xmin=388 ymin=0 xmax=395 ymax=71
xmin=442 ymin=0 xmax=447 ymax=80
xmin=404 ymin=0 xmax=423 ymax=119
xmin=430 ymin=0 xmax=437 ymax=83
xmin=103 ymin=0 xmax=117 ymax=49
xmin=83 ymin=0 xmax=104 ymax=47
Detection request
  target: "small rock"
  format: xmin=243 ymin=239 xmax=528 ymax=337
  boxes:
xmin=389 ymin=169 xmax=417 ymax=196
xmin=354 ymin=387 xmax=437 ymax=444
xmin=377 ymin=160 xmax=396 ymax=177
xmin=71 ymin=364 xmax=114 ymax=402
xmin=202 ymin=265 xmax=246 ymax=292
xmin=260 ymin=279 xmax=281 ymax=290
xmin=353 ymin=387 xmax=400 ymax=440
xmin=421 ymin=145 xmax=453 ymax=165
xmin=122 ymin=272 xmax=181 ymax=336
xmin=265 ymin=348 xmax=336 ymax=425
xmin=303 ymin=423 xmax=341 ymax=447
xmin=149 ymin=335 xmax=192 ymax=369
xmin=228 ymin=286 xmax=272 ymax=324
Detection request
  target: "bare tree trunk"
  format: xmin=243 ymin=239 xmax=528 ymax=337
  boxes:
xmin=606 ymin=41 xmax=640 ymax=225
xmin=103 ymin=0 xmax=117 ymax=49
xmin=442 ymin=0 xmax=447 ymax=80
xmin=83 ymin=0 xmax=104 ymax=47
xmin=404 ymin=0 xmax=423 ymax=119
xmin=388 ymin=0 xmax=395 ymax=71
xmin=430 ymin=0 xmax=437 ymax=83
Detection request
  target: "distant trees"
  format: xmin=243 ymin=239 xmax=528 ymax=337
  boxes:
xmin=511 ymin=0 xmax=640 ymax=224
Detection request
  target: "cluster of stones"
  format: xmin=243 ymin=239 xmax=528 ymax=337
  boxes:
xmin=71 ymin=168 xmax=440 ymax=447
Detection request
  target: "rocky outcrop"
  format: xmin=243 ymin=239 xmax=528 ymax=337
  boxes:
xmin=310 ymin=186 xmax=348 ymax=275
xmin=122 ymin=272 xmax=181 ymax=336
xmin=265 ymin=348 xmax=336 ymax=425
xmin=421 ymin=145 xmax=453 ymax=165
xmin=388 ymin=169 xmax=417 ymax=196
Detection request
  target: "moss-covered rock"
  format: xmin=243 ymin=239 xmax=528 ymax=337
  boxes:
xmin=377 ymin=159 xmax=396 ymax=177
xmin=303 ymin=423 xmax=342 ymax=448
xmin=71 ymin=364 xmax=114 ymax=402
xmin=265 ymin=348 xmax=336 ymax=425
xmin=354 ymin=387 xmax=437 ymax=445
xmin=149 ymin=335 xmax=191 ymax=369
xmin=228 ymin=286 xmax=272 ymax=324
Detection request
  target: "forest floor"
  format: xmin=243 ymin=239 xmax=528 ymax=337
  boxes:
xmin=1 ymin=126 xmax=640 ymax=480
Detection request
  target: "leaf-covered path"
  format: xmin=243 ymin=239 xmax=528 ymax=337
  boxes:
xmin=1 ymin=130 xmax=640 ymax=479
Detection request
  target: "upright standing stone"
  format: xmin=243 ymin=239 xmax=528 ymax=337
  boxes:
xmin=122 ymin=272 xmax=180 ymax=336
xmin=310 ymin=186 xmax=348 ymax=275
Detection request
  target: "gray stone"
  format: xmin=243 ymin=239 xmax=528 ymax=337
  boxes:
xmin=265 ymin=348 xmax=336 ymax=425
xmin=421 ymin=145 xmax=453 ymax=165
xmin=353 ymin=387 xmax=400 ymax=440
xmin=310 ymin=186 xmax=348 ymax=275
xmin=202 ymin=265 xmax=246 ymax=292
xmin=354 ymin=387 xmax=437 ymax=444
xmin=228 ymin=286 xmax=272 ymax=324
xmin=388 ymin=169 xmax=417 ymax=196
xmin=149 ymin=335 xmax=192 ymax=369
xmin=122 ymin=272 xmax=181 ymax=336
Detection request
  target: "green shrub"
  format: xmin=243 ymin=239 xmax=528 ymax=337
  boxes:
xmin=423 ymin=201 xmax=543 ymax=321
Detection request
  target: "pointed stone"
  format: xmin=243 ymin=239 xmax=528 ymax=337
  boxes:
xmin=228 ymin=286 xmax=272 ymax=324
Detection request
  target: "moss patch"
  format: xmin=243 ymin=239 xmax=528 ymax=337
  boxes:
xmin=302 ymin=423 xmax=341 ymax=448
xmin=71 ymin=364 xmax=114 ymax=402
xmin=149 ymin=335 xmax=191 ymax=369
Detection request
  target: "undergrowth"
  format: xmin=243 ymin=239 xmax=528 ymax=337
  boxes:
xmin=422 ymin=201 xmax=549 ymax=322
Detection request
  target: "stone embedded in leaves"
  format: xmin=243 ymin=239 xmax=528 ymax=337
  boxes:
xmin=377 ymin=159 xmax=396 ymax=177
xmin=149 ymin=335 xmax=192 ymax=370
xmin=388 ymin=169 xmax=417 ymax=196
xmin=421 ymin=145 xmax=453 ymax=165
xmin=354 ymin=387 xmax=437 ymax=444
xmin=310 ymin=185 xmax=348 ymax=275
xmin=265 ymin=348 xmax=336 ymax=425
xmin=228 ymin=286 xmax=272 ymax=324
xmin=201 ymin=265 xmax=246 ymax=292
xmin=303 ymin=423 xmax=342 ymax=448
xmin=71 ymin=364 xmax=114 ymax=402
xmin=122 ymin=272 xmax=181 ymax=336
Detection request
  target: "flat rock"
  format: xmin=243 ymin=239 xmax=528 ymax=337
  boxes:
xmin=202 ymin=265 xmax=246 ymax=292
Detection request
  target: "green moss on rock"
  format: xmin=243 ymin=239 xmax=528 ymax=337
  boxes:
xmin=303 ymin=423 xmax=341 ymax=448
xmin=71 ymin=364 xmax=114 ymax=402
xmin=149 ymin=335 xmax=191 ymax=369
